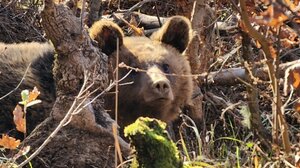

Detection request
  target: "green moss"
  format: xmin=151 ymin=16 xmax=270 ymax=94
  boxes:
xmin=124 ymin=117 xmax=182 ymax=168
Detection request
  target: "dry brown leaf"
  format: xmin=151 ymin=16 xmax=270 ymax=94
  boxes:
xmin=293 ymin=18 xmax=300 ymax=23
xmin=292 ymin=70 xmax=300 ymax=89
xmin=255 ymin=5 xmax=288 ymax=26
xmin=284 ymin=63 xmax=300 ymax=96
xmin=281 ymin=38 xmax=298 ymax=48
xmin=13 ymin=105 xmax=26 ymax=133
xmin=28 ymin=86 xmax=40 ymax=102
xmin=0 ymin=134 xmax=20 ymax=150
xmin=296 ymin=151 xmax=300 ymax=167
xmin=283 ymin=0 xmax=297 ymax=11
xmin=253 ymin=155 xmax=260 ymax=168
xmin=280 ymin=25 xmax=297 ymax=39
xmin=295 ymin=100 xmax=300 ymax=113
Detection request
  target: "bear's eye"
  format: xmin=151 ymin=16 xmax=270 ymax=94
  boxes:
xmin=162 ymin=63 xmax=170 ymax=73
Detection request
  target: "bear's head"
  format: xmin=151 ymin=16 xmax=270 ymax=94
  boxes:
xmin=90 ymin=16 xmax=193 ymax=127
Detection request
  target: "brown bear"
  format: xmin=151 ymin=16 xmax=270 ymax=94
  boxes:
xmin=0 ymin=42 xmax=56 ymax=138
xmin=0 ymin=16 xmax=193 ymax=138
xmin=90 ymin=16 xmax=193 ymax=128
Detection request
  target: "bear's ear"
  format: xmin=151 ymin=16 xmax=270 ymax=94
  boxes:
xmin=89 ymin=20 xmax=124 ymax=55
xmin=151 ymin=16 xmax=192 ymax=53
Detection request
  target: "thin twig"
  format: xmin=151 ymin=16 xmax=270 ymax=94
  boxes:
xmin=280 ymin=48 xmax=300 ymax=59
xmin=282 ymin=159 xmax=297 ymax=168
xmin=220 ymin=101 xmax=242 ymax=121
xmin=113 ymin=123 xmax=123 ymax=168
xmin=115 ymin=37 xmax=121 ymax=167
xmin=118 ymin=62 xmax=199 ymax=78
xmin=282 ymin=86 xmax=294 ymax=109
xmin=127 ymin=0 xmax=157 ymax=12
xmin=180 ymin=114 xmax=202 ymax=156
xmin=112 ymin=13 xmax=144 ymax=36
xmin=18 ymin=68 xmax=132 ymax=167
xmin=217 ymin=45 xmax=241 ymax=74
xmin=0 ymin=63 xmax=31 ymax=101
xmin=154 ymin=2 xmax=162 ymax=27
xmin=239 ymin=0 xmax=291 ymax=153
xmin=0 ymin=0 xmax=17 ymax=12
xmin=117 ymin=159 xmax=133 ymax=168
xmin=115 ymin=38 xmax=120 ymax=126
xmin=118 ymin=0 xmax=121 ymax=10
xmin=80 ymin=0 xmax=86 ymax=31
xmin=18 ymin=69 xmax=90 ymax=167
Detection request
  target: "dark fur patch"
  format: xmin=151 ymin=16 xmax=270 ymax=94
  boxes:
xmin=0 ymin=42 xmax=55 ymax=139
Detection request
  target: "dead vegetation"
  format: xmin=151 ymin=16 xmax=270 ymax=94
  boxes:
xmin=0 ymin=0 xmax=299 ymax=167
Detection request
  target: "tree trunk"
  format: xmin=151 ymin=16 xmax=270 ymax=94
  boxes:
xmin=18 ymin=1 xmax=130 ymax=167
xmin=183 ymin=0 xmax=215 ymax=125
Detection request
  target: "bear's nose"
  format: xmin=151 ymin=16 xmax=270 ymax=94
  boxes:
xmin=153 ymin=79 xmax=170 ymax=94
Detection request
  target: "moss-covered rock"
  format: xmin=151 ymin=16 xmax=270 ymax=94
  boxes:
xmin=124 ymin=117 xmax=182 ymax=168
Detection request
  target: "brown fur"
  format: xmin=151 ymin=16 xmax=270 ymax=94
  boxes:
xmin=91 ymin=16 xmax=193 ymax=128
xmin=0 ymin=42 xmax=55 ymax=138
xmin=89 ymin=20 xmax=124 ymax=55
xmin=0 ymin=16 xmax=193 ymax=138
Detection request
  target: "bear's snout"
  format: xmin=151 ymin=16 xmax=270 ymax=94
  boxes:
xmin=145 ymin=66 xmax=174 ymax=101
xmin=152 ymin=79 xmax=170 ymax=95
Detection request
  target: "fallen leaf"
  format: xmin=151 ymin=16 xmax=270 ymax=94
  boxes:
xmin=254 ymin=4 xmax=288 ymax=26
xmin=13 ymin=105 xmax=26 ymax=133
xmin=292 ymin=71 xmax=300 ymax=89
xmin=28 ymin=86 xmax=40 ymax=102
xmin=284 ymin=63 xmax=300 ymax=96
xmin=295 ymin=100 xmax=300 ymax=113
xmin=283 ymin=0 xmax=297 ymax=11
xmin=0 ymin=134 xmax=20 ymax=150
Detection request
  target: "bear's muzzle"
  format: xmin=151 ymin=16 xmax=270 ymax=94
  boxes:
xmin=143 ymin=66 xmax=174 ymax=102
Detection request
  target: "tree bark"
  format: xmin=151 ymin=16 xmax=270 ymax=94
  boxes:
xmin=198 ymin=59 xmax=300 ymax=86
xmin=18 ymin=1 xmax=130 ymax=167
xmin=183 ymin=0 xmax=216 ymax=125
xmin=241 ymin=31 xmax=271 ymax=149
xmin=41 ymin=0 xmax=110 ymax=135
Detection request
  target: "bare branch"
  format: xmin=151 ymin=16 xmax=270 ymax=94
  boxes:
xmin=0 ymin=63 xmax=31 ymax=101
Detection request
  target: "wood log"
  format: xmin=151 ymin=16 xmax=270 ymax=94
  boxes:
xmin=102 ymin=12 xmax=168 ymax=29
xmin=198 ymin=59 xmax=300 ymax=86
xmin=103 ymin=12 xmax=233 ymax=37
